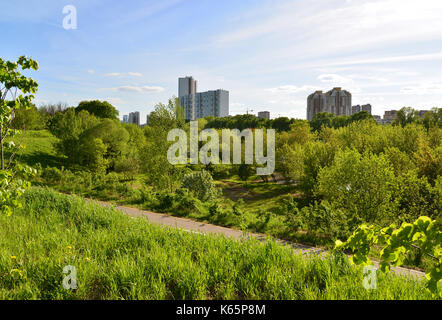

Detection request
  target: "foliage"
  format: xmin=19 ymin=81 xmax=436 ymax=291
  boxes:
xmin=181 ymin=170 xmax=220 ymax=202
xmin=141 ymin=98 xmax=186 ymax=192
xmin=75 ymin=100 xmax=119 ymax=119
xmin=317 ymin=149 xmax=397 ymax=226
xmin=335 ymin=216 xmax=441 ymax=297
xmin=0 ymin=55 xmax=38 ymax=214
xmin=0 ymin=188 xmax=434 ymax=300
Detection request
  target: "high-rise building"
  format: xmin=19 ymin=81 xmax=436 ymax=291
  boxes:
xmin=383 ymin=110 xmax=397 ymax=124
xmin=352 ymin=104 xmax=372 ymax=115
xmin=128 ymin=111 xmax=140 ymax=126
xmin=179 ymin=76 xmax=197 ymax=98
xmin=307 ymin=88 xmax=352 ymax=120
xmin=178 ymin=76 xmax=229 ymax=120
xmin=122 ymin=115 xmax=129 ymax=123
xmin=258 ymin=111 xmax=270 ymax=120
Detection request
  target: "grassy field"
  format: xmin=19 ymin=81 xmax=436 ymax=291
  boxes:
xmin=5 ymin=130 xmax=65 ymax=168
xmin=0 ymin=188 xmax=435 ymax=300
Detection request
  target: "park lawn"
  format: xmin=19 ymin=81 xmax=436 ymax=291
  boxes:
xmin=0 ymin=187 xmax=434 ymax=300
xmin=5 ymin=130 xmax=65 ymax=168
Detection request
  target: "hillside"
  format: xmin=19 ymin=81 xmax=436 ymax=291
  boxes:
xmin=0 ymin=188 xmax=434 ymax=300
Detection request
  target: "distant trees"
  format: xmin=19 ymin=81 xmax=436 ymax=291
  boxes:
xmin=310 ymin=111 xmax=374 ymax=132
xmin=395 ymin=107 xmax=419 ymax=127
xmin=75 ymin=100 xmax=119 ymax=119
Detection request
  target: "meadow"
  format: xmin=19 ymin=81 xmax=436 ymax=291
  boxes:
xmin=0 ymin=187 xmax=434 ymax=300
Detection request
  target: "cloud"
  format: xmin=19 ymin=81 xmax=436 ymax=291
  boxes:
xmin=105 ymin=73 xmax=122 ymax=77
xmin=116 ymin=85 xmax=164 ymax=93
xmin=105 ymin=98 xmax=126 ymax=105
xmin=127 ymin=72 xmax=143 ymax=77
xmin=266 ymin=85 xmax=318 ymax=94
xmin=400 ymin=83 xmax=442 ymax=95
xmin=104 ymin=72 xmax=143 ymax=78
xmin=87 ymin=69 xmax=95 ymax=74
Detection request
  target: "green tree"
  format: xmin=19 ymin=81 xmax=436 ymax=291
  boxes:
xmin=11 ymin=104 xmax=43 ymax=130
xmin=238 ymin=163 xmax=254 ymax=185
xmin=317 ymin=149 xmax=397 ymax=226
xmin=395 ymin=107 xmax=419 ymax=127
xmin=276 ymin=143 xmax=303 ymax=183
xmin=0 ymin=56 xmax=39 ymax=214
xmin=141 ymin=98 xmax=186 ymax=192
xmin=75 ymin=100 xmax=119 ymax=119
xmin=181 ymin=170 xmax=220 ymax=202
xmin=310 ymin=112 xmax=335 ymax=132
xmin=79 ymin=119 xmax=130 ymax=171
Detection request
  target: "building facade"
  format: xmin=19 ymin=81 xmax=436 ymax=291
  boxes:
xmin=178 ymin=76 xmax=229 ymax=121
xmin=122 ymin=115 xmax=129 ymax=123
xmin=258 ymin=111 xmax=270 ymax=120
xmin=352 ymin=104 xmax=372 ymax=115
xmin=307 ymin=87 xmax=352 ymax=120
xmin=179 ymin=76 xmax=197 ymax=98
xmin=128 ymin=111 xmax=140 ymax=126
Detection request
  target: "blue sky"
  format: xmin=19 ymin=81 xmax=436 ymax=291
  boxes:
xmin=2 ymin=0 xmax=442 ymax=122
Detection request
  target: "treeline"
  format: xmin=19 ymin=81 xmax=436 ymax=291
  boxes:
xmin=13 ymin=98 xmax=442 ymax=242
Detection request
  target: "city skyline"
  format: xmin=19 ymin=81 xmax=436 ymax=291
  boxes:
xmin=3 ymin=0 xmax=442 ymax=123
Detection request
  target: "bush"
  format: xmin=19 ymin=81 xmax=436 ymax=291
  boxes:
xmin=317 ymin=149 xmax=397 ymax=226
xmin=181 ymin=170 xmax=220 ymax=202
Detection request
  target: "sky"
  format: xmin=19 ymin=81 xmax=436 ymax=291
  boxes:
xmin=2 ymin=0 xmax=442 ymax=123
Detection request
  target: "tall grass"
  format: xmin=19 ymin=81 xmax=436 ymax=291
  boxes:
xmin=0 ymin=188 xmax=435 ymax=300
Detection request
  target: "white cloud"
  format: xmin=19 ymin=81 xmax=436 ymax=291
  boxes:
xmin=105 ymin=73 xmax=122 ymax=77
xmin=104 ymin=72 xmax=143 ymax=78
xmin=128 ymin=72 xmax=143 ymax=77
xmin=87 ymin=69 xmax=95 ymax=74
xmin=266 ymin=85 xmax=318 ymax=94
xmin=400 ymin=83 xmax=442 ymax=95
xmin=116 ymin=85 xmax=164 ymax=93
xmin=105 ymin=98 xmax=126 ymax=105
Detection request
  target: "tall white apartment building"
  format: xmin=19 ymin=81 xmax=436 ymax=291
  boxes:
xmin=178 ymin=76 xmax=229 ymax=120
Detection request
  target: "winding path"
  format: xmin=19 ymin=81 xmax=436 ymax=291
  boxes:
xmin=89 ymin=199 xmax=426 ymax=279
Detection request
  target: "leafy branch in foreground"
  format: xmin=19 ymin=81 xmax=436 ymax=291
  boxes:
xmin=335 ymin=216 xmax=441 ymax=297
xmin=0 ymin=55 xmax=39 ymax=214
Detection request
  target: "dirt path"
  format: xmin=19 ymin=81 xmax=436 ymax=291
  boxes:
xmin=89 ymin=199 xmax=425 ymax=279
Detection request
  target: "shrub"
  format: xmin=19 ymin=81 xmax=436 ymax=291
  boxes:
xmin=181 ymin=170 xmax=220 ymax=202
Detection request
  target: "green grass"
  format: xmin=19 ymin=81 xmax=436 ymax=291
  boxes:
xmin=0 ymin=188 xmax=435 ymax=300
xmin=5 ymin=130 xmax=65 ymax=168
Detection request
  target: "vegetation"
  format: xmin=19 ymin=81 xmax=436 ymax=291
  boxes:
xmin=1 ymin=54 xmax=441 ymax=299
xmin=0 ymin=56 xmax=38 ymax=215
xmin=0 ymin=188 xmax=434 ymax=300
xmin=336 ymin=216 xmax=441 ymax=297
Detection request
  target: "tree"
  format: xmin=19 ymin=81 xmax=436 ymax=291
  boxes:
xmin=276 ymin=143 xmax=303 ymax=183
xmin=79 ymin=119 xmax=130 ymax=171
xmin=395 ymin=107 xmax=419 ymax=127
xmin=238 ymin=163 xmax=254 ymax=185
xmin=181 ymin=170 xmax=220 ymax=202
xmin=317 ymin=149 xmax=397 ymax=226
xmin=310 ymin=112 xmax=335 ymax=131
xmin=0 ymin=56 xmax=39 ymax=214
xmin=49 ymin=108 xmax=99 ymax=164
xmin=335 ymin=216 xmax=441 ymax=297
xmin=141 ymin=98 xmax=186 ymax=192
xmin=11 ymin=104 xmax=43 ymax=130
xmin=75 ymin=100 xmax=119 ymax=119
